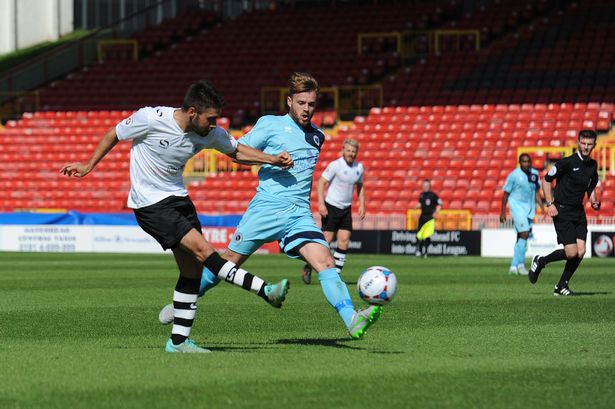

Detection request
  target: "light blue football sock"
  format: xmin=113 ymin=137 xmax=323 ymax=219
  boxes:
xmin=198 ymin=267 xmax=221 ymax=297
xmin=513 ymin=238 xmax=527 ymax=267
xmin=318 ymin=268 xmax=355 ymax=327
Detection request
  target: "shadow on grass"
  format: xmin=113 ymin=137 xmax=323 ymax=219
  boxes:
xmin=276 ymin=338 xmax=404 ymax=354
xmin=529 ymin=291 xmax=610 ymax=297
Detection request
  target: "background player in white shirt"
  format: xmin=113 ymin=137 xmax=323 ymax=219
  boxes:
xmin=60 ymin=80 xmax=293 ymax=353
xmin=302 ymin=138 xmax=365 ymax=284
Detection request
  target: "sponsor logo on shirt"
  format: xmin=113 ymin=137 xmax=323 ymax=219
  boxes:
xmin=166 ymin=165 xmax=180 ymax=175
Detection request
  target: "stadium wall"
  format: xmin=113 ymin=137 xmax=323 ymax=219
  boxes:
xmin=1 ymin=214 xmax=613 ymax=258
xmin=0 ymin=0 xmax=73 ymax=54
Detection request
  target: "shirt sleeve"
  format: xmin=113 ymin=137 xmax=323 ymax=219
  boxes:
xmin=238 ymin=116 xmax=270 ymax=150
xmin=531 ymin=169 xmax=541 ymax=189
xmin=116 ymin=107 xmax=150 ymax=141
xmin=321 ymin=161 xmax=337 ymax=182
xmin=358 ymin=164 xmax=364 ymax=184
xmin=208 ymin=127 xmax=238 ymax=154
xmin=588 ymin=168 xmax=599 ymax=195
xmin=545 ymin=158 xmax=567 ymax=182
xmin=502 ymin=172 xmax=514 ymax=193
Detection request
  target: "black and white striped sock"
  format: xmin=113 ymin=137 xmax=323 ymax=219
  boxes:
xmin=204 ymin=253 xmax=267 ymax=299
xmin=171 ymin=276 xmax=200 ymax=345
xmin=333 ymin=248 xmax=347 ymax=272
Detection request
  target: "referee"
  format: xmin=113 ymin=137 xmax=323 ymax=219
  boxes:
xmin=302 ymin=138 xmax=365 ymax=284
xmin=529 ymin=130 xmax=601 ymax=296
xmin=415 ymin=179 xmax=442 ymax=257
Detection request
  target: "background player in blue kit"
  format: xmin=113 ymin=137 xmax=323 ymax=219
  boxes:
xmin=500 ymin=153 xmax=544 ymax=275
xmin=159 ymin=73 xmax=381 ymax=339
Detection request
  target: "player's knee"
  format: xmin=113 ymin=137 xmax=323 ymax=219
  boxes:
xmin=565 ymin=249 xmax=579 ymax=260
xmin=191 ymin=243 xmax=216 ymax=263
xmin=318 ymin=255 xmax=336 ymax=270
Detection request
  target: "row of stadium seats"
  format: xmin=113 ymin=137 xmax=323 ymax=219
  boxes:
xmin=383 ymin=0 xmax=615 ymax=107
xmin=1 ymin=98 xmax=613 ymax=216
xmin=35 ymin=0 xmax=551 ymax=121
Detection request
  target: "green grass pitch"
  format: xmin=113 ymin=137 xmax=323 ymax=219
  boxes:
xmin=0 ymin=252 xmax=614 ymax=409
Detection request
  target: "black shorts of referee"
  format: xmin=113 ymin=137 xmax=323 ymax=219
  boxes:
xmin=417 ymin=214 xmax=433 ymax=231
xmin=552 ymin=202 xmax=587 ymax=246
xmin=134 ymin=195 xmax=202 ymax=250
xmin=321 ymin=201 xmax=352 ymax=232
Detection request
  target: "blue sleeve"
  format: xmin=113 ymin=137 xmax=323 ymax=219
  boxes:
xmin=503 ymin=172 xmax=514 ymax=193
xmin=238 ymin=116 xmax=271 ymax=150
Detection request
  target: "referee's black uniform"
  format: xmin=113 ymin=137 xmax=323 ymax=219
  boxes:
xmin=544 ymin=152 xmax=598 ymax=245
xmin=418 ymin=191 xmax=440 ymax=229
xmin=530 ymin=145 xmax=599 ymax=296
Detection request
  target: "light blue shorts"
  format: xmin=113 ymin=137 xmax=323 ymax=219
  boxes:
xmin=510 ymin=208 xmax=532 ymax=233
xmin=228 ymin=194 xmax=328 ymax=258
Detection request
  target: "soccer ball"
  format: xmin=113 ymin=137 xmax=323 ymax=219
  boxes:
xmin=357 ymin=266 xmax=398 ymax=305
xmin=593 ymin=234 xmax=614 ymax=257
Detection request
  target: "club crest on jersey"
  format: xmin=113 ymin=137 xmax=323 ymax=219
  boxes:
xmin=305 ymin=130 xmax=324 ymax=150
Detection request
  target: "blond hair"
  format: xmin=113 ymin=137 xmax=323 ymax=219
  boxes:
xmin=343 ymin=138 xmax=359 ymax=150
xmin=288 ymin=72 xmax=319 ymax=96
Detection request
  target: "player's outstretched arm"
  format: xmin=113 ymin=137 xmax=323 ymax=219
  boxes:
xmin=60 ymin=127 xmax=119 ymax=178
xmin=227 ymin=144 xmax=293 ymax=169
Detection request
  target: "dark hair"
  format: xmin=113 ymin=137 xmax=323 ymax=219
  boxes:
xmin=182 ymin=80 xmax=224 ymax=113
xmin=423 ymin=179 xmax=431 ymax=183
xmin=578 ymin=129 xmax=597 ymax=140
xmin=518 ymin=153 xmax=531 ymax=162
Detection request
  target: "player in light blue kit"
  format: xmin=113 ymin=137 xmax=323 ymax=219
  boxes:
xmin=159 ymin=73 xmax=381 ymax=339
xmin=499 ymin=153 xmax=544 ymax=275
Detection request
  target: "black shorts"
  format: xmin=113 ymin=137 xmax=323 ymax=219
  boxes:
xmin=552 ymin=203 xmax=587 ymax=246
xmin=133 ymin=196 xmax=202 ymax=250
xmin=321 ymin=202 xmax=352 ymax=232
xmin=418 ymin=214 xmax=433 ymax=230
